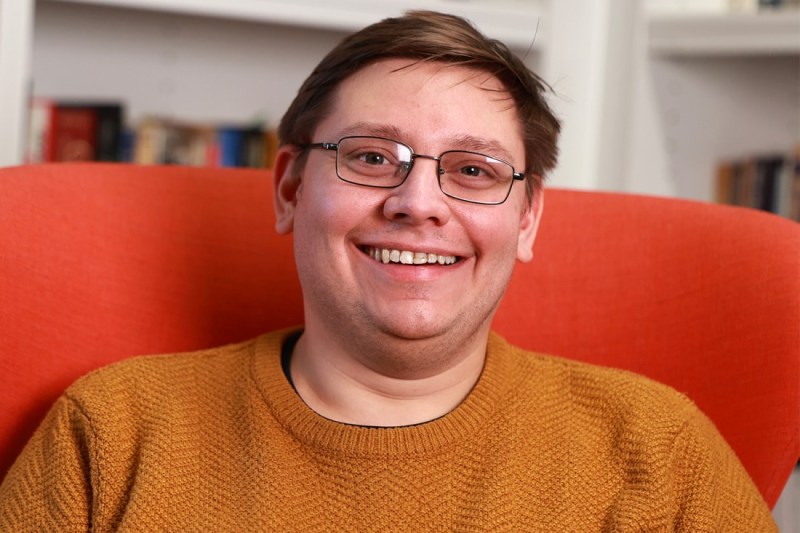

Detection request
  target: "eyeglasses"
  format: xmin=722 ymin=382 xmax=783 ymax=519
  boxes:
xmin=301 ymin=136 xmax=525 ymax=205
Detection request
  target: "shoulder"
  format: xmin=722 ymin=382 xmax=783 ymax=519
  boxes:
xmin=66 ymin=337 xmax=254 ymax=401
xmin=491 ymin=333 xmax=701 ymax=440
xmin=63 ymin=329 xmax=289 ymax=420
xmin=491 ymin=335 xmax=776 ymax=529
xmin=502 ymin=343 xmax=775 ymax=530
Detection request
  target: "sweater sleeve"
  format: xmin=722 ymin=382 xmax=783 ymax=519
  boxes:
xmin=0 ymin=394 xmax=94 ymax=532
xmin=670 ymin=407 xmax=777 ymax=532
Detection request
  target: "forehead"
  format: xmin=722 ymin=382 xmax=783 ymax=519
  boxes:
xmin=314 ymin=59 xmax=525 ymax=162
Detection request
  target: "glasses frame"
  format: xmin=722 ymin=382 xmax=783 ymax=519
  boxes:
xmin=301 ymin=135 xmax=526 ymax=206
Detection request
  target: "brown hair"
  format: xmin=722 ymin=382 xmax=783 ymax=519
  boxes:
xmin=278 ymin=10 xmax=560 ymax=193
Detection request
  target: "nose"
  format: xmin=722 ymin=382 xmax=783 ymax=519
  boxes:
xmin=382 ymin=158 xmax=451 ymax=226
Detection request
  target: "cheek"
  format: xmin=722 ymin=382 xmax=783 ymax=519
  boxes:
xmin=293 ymin=180 xmax=374 ymax=255
xmin=461 ymin=208 xmax=521 ymax=260
xmin=296 ymin=174 xmax=344 ymax=225
xmin=294 ymin=197 xmax=338 ymax=254
xmin=291 ymin=193 xmax=348 ymax=296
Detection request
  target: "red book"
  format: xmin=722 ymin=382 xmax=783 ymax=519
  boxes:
xmin=52 ymin=107 xmax=98 ymax=161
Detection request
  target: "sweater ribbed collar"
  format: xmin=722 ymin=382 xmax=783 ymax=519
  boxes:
xmin=249 ymin=328 xmax=513 ymax=457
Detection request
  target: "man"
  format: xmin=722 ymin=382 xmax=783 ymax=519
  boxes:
xmin=0 ymin=11 xmax=777 ymax=531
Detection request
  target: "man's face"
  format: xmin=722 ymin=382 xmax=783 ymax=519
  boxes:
xmin=274 ymin=59 xmax=542 ymax=373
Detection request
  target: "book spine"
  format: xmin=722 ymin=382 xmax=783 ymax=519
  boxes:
xmin=92 ymin=105 xmax=123 ymax=161
xmin=53 ymin=106 xmax=98 ymax=161
xmin=217 ymin=128 xmax=245 ymax=167
xmin=716 ymin=149 xmax=800 ymax=221
xmin=26 ymin=98 xmax=55 ymax=163
xmin=791 ymin=153 xmax=800 ymax=222
xmin=116 ymin=115 xmax=278 ymax=169
xmin=27 ymin=100 xmax=126 ymax=162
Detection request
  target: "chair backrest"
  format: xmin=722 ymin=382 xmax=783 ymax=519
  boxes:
xmin=1 ymin=163 xmax=798 ymax=508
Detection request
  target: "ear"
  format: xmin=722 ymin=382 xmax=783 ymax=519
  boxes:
xmin=273 ymin=145 xmax=303 ymax=235
xmin=516 ymin=187 xmax=544 ymax=263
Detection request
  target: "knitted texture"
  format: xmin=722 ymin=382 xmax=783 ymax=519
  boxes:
xmin=0 ymin=330 xmax=776 ymax=531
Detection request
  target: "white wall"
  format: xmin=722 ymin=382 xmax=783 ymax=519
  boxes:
xmin=28 ymin=1 xmax=562 ymax=179
xmin=20 ymin=1 xmax=800 ymax=201
xmin=30 ymin=1 xmax=547 ymax=132
xmin=32 ymin=1 xmax=345 ymax=129
xmin=539 ymin=0 xmax=641 ymax=191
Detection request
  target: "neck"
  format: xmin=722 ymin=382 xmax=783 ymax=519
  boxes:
xmin=289 ymin=326 xmax=489 ymax=427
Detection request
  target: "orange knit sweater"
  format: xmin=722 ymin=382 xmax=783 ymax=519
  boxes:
xmin=0 ymin=330 xmax=776 ymax=531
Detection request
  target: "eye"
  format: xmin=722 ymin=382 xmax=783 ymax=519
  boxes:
xmin=357 ymin=152 xmax=389 ymax=166
xmin=459 ymin=165 xmax=487 ymax=178
xmin=450 ymin=161 xmax=499 ymax=182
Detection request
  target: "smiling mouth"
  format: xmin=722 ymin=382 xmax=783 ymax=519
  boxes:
xmin=361 ymin=246 xmax=459 ymax=265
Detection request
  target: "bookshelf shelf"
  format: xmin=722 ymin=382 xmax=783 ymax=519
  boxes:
xmin=1 ymin=0 xmax=795 ymax=206
xmin=47 ymin=0 xmax=546 ymax=50
xmin=649 ymin=10 xmax=800 ymax=55
xmin=611 ymin=6 xmax=800 ymax=207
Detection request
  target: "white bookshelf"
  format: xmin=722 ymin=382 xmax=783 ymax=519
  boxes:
xmin=620 ymin=7 xmax=800 ymax=202
xmin=0 ymin=0 xmax=556 ymax=170
xmin=0 ymin=0 xmax=634 ymax=195
xmin=649 ymin=10 xmax=800 ymax=55
xmin=42 ymin=0 xmax=546 ymax=49
xmin=0 ymin=0 xmax=35 ymax=166
xmin=0 ymin=1 xmax=797 ymax=200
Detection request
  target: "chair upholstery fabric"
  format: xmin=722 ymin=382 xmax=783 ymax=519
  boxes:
xmin=1 ymin=163 xmax=797 ymax=508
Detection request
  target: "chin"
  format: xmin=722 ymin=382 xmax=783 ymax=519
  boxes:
xmin=376 ymin=321 xmax=448 ymax=343
xmin=373 ymin=312 xmax=487 ymax=350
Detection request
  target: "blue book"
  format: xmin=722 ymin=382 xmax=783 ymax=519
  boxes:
xmin=217 ymin=128 xmax=244 ymax=167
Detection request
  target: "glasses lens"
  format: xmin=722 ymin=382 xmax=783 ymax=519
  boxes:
xmin=336 ymin=137 xmax=411 ymax=187
xmin=439 ymin=151 xmax=514 ymax=204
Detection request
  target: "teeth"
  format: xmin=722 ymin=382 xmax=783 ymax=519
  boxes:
xmin=364 ymin=247 xmax=457 ymax=266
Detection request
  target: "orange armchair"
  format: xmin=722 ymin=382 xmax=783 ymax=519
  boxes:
xmin=1 ymin=163 xmax=798 ymax=508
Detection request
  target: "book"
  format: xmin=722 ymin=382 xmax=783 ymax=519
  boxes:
xmin=645 ymin=0 xmax=800 ymax=12
xmin=715 ymin=161 xmax=736 ymax=205
xmin=52 ymin=106 xmax=97 ymax=162
xmin=26 ymin=98 xmax=56 ymax=163
xmin=133 ymin=118 xmax=217 ymax=166
xmin=263 ymin=129 xmax=279 ymax=169
xmin=89 ymin=104 xmax=123 ymax=161
xmin=216 ymin=125 xmax=271 ymax=168
xmin=715 ymin=149 xmax=800 ymax=221
xmin=790 ymin=149 xmax=800 ymax=221
xmin=758 ymin=0 xmax=800 ymax=8
xmin=58 ymin=103 xmax=123 ymax=162
xmin=129 ymin=117 xmax=277 ymax=169
xmin=775 ymin=155 xmax=795 ymax=218
xmin=26 ymin=99 xmax=125 ymax=163
xmin=646 ymin=0 xmax=757 ymax=13
xmin=753 ymin=155 xmax=784 ymax=212
xmin=242 ymin=127 xmax=267 ymax=168
xmin=217 ymin=127 xmax=245 ymax=167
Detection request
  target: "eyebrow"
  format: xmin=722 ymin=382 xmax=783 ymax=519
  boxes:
xmin=334 ymin=122 xmax=518 ymax=165
xmin=336 ymin=122 xmax=405 ymax=141
xmin=449 ymin=134 xmax=516 ymax=164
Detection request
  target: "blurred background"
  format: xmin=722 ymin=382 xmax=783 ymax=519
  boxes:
xmin=0 ymin=0 xmax=798 ymax=211
xmin=0 ymin=0 xmax=798 ymax=525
